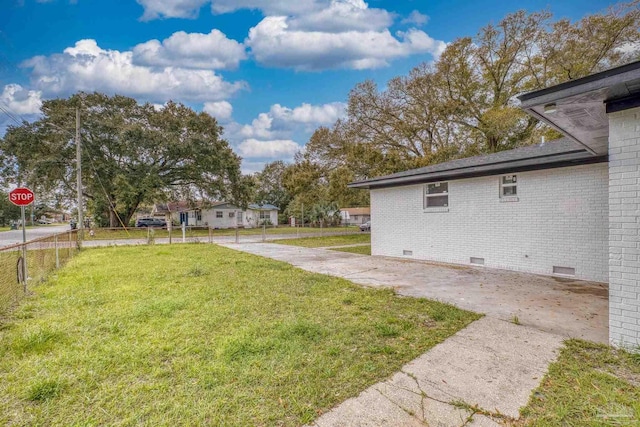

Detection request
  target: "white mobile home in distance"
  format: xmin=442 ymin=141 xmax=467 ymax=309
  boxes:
xmin=350 ymin=61 xmax=640 ymax=349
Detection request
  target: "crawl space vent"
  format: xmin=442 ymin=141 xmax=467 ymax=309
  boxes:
xmin=470 ymin=257 xmax=485 ymax=265
xmin=553 ymin=266 xmax=575 ymax=276
xmin=403 ymin=250 xmax=413 ymax=256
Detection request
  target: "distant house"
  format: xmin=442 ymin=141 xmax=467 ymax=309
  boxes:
xmin=340 ymin=207 xmax=371 ymax=226
xmin=349 ymin=60 xmax=640 ymax=349
xmin=245 ymin=204 xmax=279 ymax=227
xmin=151 ymin=201 xmax=278 ymax=228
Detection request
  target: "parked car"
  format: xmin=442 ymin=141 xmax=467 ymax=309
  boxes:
xmin=136 ymin=217 xmax=167 ymax=228
xmin=359 ymin=221 xmax=371 ymax=231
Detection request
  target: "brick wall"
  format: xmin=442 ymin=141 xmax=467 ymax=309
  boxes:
xmin=371 ymin=162 xmax=609 ymax=283
xmin=609 ymin=106 xmax=640 ymax=348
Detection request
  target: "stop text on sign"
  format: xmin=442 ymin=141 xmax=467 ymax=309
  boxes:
xmin=8 ymin=187 xmax=35 ymax=206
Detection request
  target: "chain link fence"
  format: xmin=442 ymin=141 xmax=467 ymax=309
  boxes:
xmin=0 ymin=230 xmax=79 ymax=318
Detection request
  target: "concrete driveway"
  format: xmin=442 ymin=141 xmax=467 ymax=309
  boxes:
xmin=220 ymin=243 xmax=608 ymax=343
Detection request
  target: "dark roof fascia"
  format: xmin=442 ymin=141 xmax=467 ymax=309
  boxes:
xmin=349 ymin=153 xmax=607 ymax=190
xmin=518 ymin=61 xmax=640 ymax=105
xmin=350 ymin=147 xmax=584 ymax=187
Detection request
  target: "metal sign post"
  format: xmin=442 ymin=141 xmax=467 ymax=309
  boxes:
xmin=9 ymin=187 xmax=35 ymax=290
xmin=20 ymin=205 xmax=27 ymax=290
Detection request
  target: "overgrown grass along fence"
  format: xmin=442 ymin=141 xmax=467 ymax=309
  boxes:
xmin=0 ymin=231 xmax=78 ymax=318
xmin=85 ymin=225 xmax=359 ymax=241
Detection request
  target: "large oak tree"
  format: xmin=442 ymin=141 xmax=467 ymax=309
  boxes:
xmin=301 ymin=3 xmax=640 ymax=181
xmin=0 ymin=92 xmax=248 ymax=226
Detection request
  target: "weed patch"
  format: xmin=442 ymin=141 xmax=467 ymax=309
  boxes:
xmin=26 ymin=379 xmax=65 ymax=402
xmin=518 ymin=339 xmax=640 ymax=426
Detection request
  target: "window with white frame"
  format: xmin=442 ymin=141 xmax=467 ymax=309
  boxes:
xmin=216 ymin=211 xmax=223 ymax=218
xmin=196 ymin=210 xmax=202 ymax=221
xmin=229 ymin=212 xmax=235 ymax=218
xmin=259 ymin=211 xmax=269 ymax=219
xmin=500 ymin=175 xmax=517 ymax=198
xmin=424 ymin=182 xmax=448 ymax=208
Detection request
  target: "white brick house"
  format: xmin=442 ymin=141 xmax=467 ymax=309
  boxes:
xmin=350 ymin=61 xmax=640 ymax=349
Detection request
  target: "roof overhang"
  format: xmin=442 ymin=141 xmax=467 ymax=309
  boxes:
xmin=349 ymin=151 xmax=606 ymax=190
xmin=518 ymin=61 xmax=640 ymax=155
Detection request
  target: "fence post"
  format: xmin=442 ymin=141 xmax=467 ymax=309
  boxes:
xmin=262 ymin=222 xmax=266 ymax=242
xmin=55 ymin=235 xmax=60 ymax=269
xmin=209 ymin=227 xmax=212 ymax=244
xmin=182 ymin=222 xmax=186 ymax=243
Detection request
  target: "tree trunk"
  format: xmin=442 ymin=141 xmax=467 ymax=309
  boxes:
xmin=109 ymin=209 xmax=118 ymax=228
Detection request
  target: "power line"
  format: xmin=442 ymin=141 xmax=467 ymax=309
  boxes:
xmin=0 ymin=102 xmax=22 ymax=126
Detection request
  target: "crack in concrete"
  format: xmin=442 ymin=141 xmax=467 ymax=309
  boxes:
xmin=341 ymin=267 xmax=379 ymax=277
xmin=373 ymin=387 xmax=430 ymax=426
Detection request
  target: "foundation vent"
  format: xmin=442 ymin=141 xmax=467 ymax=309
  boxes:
xmin=553 ymin=266 xmax=575 ymax=276
xmin=403 ymin=250 xmax=413 ymax=256
xmin=470 ymin=257 xmax=485 ymax=265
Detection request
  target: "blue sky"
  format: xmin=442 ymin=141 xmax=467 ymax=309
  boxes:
xmin=0 ymin=0 xmax=616 ymax=173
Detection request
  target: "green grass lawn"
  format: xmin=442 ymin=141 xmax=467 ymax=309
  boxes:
xmin=330 ymin=245 xmax=372 ymax=255
xmin=275 ymin=233 xmax=371 ymax=248
xmin=0 ymin=244 xmax=478 ymax=426
xmin=518 ymin=339 xmax=640 ymax=426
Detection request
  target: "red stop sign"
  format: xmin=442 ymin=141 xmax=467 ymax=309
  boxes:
xmin=9 ymin=187 xmax=35 ymax=206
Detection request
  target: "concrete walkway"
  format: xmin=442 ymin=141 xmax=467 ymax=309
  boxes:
xmin=308 ymin=317 xmax=563 ymax=426
xmin=219 ymin=243 xmax=608 ymax=343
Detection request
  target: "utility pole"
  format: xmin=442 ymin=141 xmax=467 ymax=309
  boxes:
xmin=76 ymin=106 xmax=83 ymax=239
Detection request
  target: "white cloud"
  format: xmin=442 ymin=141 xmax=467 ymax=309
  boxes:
xmin=269 ymin=102 xmax=345 ymax=124
xmin=136 ymin=0 xmax=209 ymax=20
xmin=0 ymin=84 xmax=42 ymax=117
xmin=203 ymin=100 xmax=233 ymax=121
xmin=246 ymin=16 xmax=446 ymax=71
xmin=222 ymin=101 xmax=345 ymax=171
xmin=137 ymin=0 xmax=321 ymax=20
xmin=0 ymin=84 xmax=43 ymax=135
xmin=211 ymin=0 xmax=320 ymax=15
xmin=239 ymin=113 xmax=275 ymax=139
xmin=238 ymin=138 xmax=299 ymax=158
xmin=288 ymin=0 xmax=394 ymax=33
xmin=132 ymin=29 xmax=246 ymax=70
xmin=21 ymin=39 xmax=247 ymax=103
xmin=135 ymin=0 xmax=444 ymax=71
xmin=401 ymin=10 xmax=429 ymax=26
xmin=136 ymin=0 xmax=390 ymax=29
xmin=231 ymin=101 xmax=346 ymax=142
